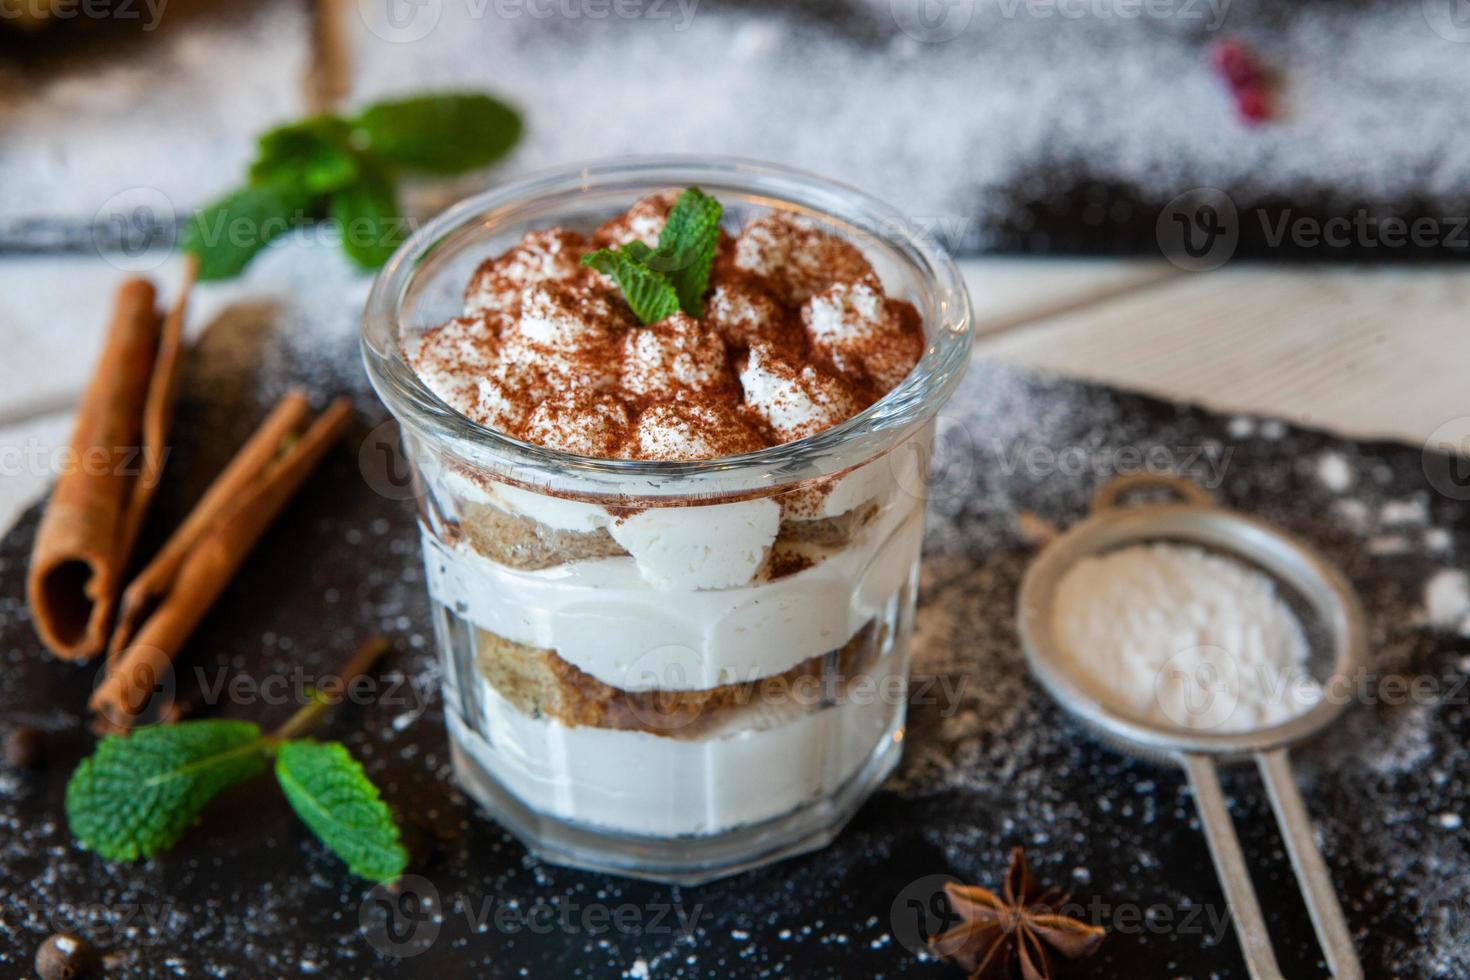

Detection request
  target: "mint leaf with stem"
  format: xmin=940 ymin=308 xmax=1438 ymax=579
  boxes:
xmin=65 ymin=720 xmax=268 ymax=861
xmin=648 ymin=187 xmax=722 ymax=316
xmin=351 ymin=92 xmax=521 ymax=175
xmin=581 ymin=246 xmax=681 ymax=325
xmin=66 ymin=638 xmax=407 ymax=882
xmin=183 ymin=90 xmax=521 ymax=279
xmin=250 ymin=116 xmax=359 ymax=194
xmin=183 ymin=183 xmax=315 ymax=281
xmin=330 ymin=163 xmax=406 ymax=271
xmin=274 ymin=740 xmax=408 ymax=883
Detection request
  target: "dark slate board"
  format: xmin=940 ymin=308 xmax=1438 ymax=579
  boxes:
xmin=2 ymin=359 xmax=1467 ymax=979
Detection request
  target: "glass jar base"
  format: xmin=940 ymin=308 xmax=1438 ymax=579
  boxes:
xmin=446 ymin=711 xmax=906 ymax=885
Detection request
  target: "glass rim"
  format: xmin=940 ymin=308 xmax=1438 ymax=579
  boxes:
xmin=361 ymin=154 xmax=973 ymax=495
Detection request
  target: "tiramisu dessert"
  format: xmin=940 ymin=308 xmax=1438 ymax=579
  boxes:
xmin=367 ymin=168 xmax=971 ymax=881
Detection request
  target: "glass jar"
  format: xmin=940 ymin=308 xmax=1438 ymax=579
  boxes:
xmin=362 ymin=157 xmax=972 ymax=883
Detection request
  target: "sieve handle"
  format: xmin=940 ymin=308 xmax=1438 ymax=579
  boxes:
xmin=1183 ymin=753 xmax=1285 ymax=980
xmin=1256 ymin=749 xmax=1363 ymax=980
xmin=1089 ymin=473 xmax=1214 ymax=513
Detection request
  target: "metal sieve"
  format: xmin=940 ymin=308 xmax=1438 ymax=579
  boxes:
xmin=1017 ymin=473 xmax=1368 ymax=980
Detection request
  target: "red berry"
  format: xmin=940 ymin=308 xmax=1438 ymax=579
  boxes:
xmin=1208 ymin=39 xmax=1245 ymax=71
xmin=1225 ymin=60 xmax=1261 ymax=90
xmin=1237 ymin=87 xmax=1272 ymax=123
xmin=1209 ymin=39 xmax=1262 ymax=90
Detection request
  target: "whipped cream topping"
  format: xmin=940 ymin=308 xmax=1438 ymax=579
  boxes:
xmin=592 ymin=188 xmax=680 ymax=249
xmin=730 ymin=212 xmax=877 ymax=305
xmin=629 ymin=399 xmax=766 ymax=461
xmin=408 ymin=313 xmax=501 ymax=414
xmin=465 ymin=229 xmax=587 ymax=315
xmin=524 ymin=392 xmax=632 ymax=457
xmin=406 ymin=191 xmax=925 ymax=461
xmin=704 ymin=276 xmax=792 ymax=350
xmin=620 ymin=313 xmax=735 ymax=403
xmin=803 ymin=276 xmax=925 ymax=392
xmin=739 ymin=342 xmax=861 ymax=442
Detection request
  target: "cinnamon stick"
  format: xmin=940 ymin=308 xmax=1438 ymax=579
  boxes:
xmin=107 ymin=391 xmax=312 ymax=654
xmin=27 ymin=269 xmax=191 ymax=660
xmin=116 ymin=256 xmax=196 ymax=560
xmin=91 ymin=393 xmax=353 ymax=729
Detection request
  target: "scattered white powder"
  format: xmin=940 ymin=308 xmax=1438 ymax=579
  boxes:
xmin=1381 ymin=497 xmax=1429 ymax=526
xmin=1 ymin=2 xmax=310 ymax=218
xmin=1330 ymin=498 xmax=1371 ymax=530
xmin=1226 ymin=416 xmax=1256 ymax=439
xmin=1368 ymin=536 xmax=1413 ymax=556
xmin=1421 ymin=569 xmax=1470 ymax=633
xmin=1052 ymin=542 xmax=1320 ymax=733
xmin=341 ymin=2 xmax=1470 ymax=256
xmin=1316 ymin=451 xmax=1354 ymax=492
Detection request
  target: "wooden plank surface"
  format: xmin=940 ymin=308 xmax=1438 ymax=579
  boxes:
xmin=962 ymin=257 xmax=1176 ymax=336
xmin=2 ymin=255 xmax=1466 ymax=534
xmin=979 ymin=264 xmax=1470 ymax=446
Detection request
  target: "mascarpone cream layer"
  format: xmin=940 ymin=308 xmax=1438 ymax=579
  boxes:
xmin=434 ymin=445 xmax=926 ymax=590
xmin=421 ymin=500 xmax=924 ymax=691
xmin=449 ymin=671 xmax=900 ymax=837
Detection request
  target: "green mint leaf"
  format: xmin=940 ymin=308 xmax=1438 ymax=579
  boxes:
xmin=250 ymin=116 xmax=359 ymax=194
xmin=581 ymin=247 xmax=681 ymax=325
xmin=274 ymin=740 xmax=408 ymax=883
xmin=621 ymin=239 xmax=654 ymax=263
xmin=66 ymin=720 xmax=267 ymax=862
xmin=649 ymin=187 xmax=722 ymax=317
xmin=183 ymin=184 xmax=314 ymax=281
xmin=351 ymin=92 xmax=521 ymax=175
xmin=329 ymin=166 xmax=406 ymax=271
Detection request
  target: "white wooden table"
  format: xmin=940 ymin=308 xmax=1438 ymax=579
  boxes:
xmin=4 ymin=251 xmax=1468 ymax=534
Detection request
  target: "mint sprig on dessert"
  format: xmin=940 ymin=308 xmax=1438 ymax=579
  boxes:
xmin=65 ymin=639 xmax=408 ymax=883
xmin=581 ymin=187 xmax=722 ymax=324
xmin=184 ymin=92 xmax=521 ymax=280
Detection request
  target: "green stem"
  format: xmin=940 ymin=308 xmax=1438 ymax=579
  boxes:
xmin=270 ymin=636 xmax=390 ymax=743
xmin=141 ymin=739 xmax=271 ymax=788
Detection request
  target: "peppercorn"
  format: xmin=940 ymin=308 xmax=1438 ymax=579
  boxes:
xmin=5 ymin=725 xmax=43 ymax=769
xmin=35 ymin=932 xmax=95 ymax=980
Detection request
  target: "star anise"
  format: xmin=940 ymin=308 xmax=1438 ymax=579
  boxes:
xmin=929 ymin=847 xmax=1106 ymax=980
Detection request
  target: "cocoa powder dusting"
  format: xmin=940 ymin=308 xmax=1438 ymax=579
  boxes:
xmin=404 ymin=191 xmax=924 ymax=461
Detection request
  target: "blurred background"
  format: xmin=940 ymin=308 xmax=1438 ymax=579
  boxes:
xmin=5 ymin=0 xmax=1470 ymax=257
xmin=2 ymin=0 xmax=1469 ymax=525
